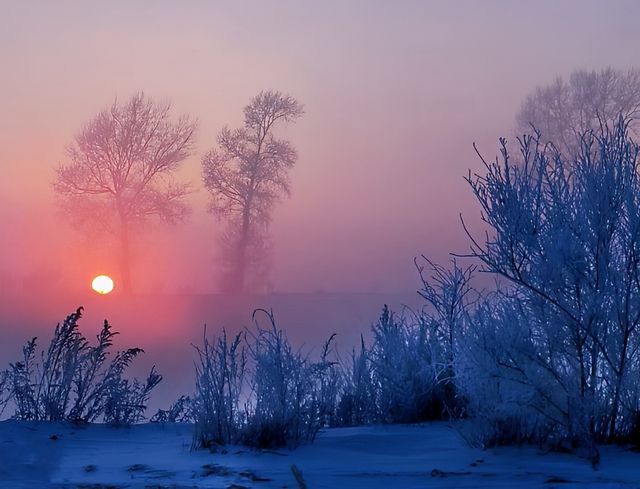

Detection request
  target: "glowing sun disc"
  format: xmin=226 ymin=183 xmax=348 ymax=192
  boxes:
xmin=92 ymin=275 xmax=114 ymax=295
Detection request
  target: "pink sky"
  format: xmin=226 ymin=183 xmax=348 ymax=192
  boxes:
xmin=2 ymin=0 xmax=640 ymax=294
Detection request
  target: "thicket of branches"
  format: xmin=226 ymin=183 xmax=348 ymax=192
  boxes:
xmin=191 ymin=296 xmax=466 ymax=449
xmin=189 ymin=119 xmax=640 ymax=459
xmin=1 ymin=307 xmax=160 ymax=424
xmin=192 ymin=328 xmax=246 ymax=447
xmin=192 ymin=310 xmax=339 ymax=449
xmin=455 ymin=119 xmax=640 ymax=457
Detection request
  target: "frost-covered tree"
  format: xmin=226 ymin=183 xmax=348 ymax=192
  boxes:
xmin=516 ymin=68 xmax=640 ymax=157
xmin=202 ymin=91 xmax=303 ymax=293
xmin=461 ymin=118 xmax=640 ymax=449
xmin=54 ymin=93 xmax=196 ymax=293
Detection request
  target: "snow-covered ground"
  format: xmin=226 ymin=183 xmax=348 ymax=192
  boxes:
xmin=1 ymin=421 xmax=639 ymax=488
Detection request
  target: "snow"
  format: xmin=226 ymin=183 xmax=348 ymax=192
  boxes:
xmin=1 ymin=420 xmax=639 ymax=488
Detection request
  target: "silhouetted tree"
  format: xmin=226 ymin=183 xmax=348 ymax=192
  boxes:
xmin=54 ymin=93 xmax=196 ymax=293
xmin=202 ymin=91 xmax=303 ymax=293
xmin=516 ymin=67 xmax=640 ymax=156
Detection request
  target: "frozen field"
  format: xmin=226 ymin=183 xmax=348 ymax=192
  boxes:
xmin=1 ymin=420 xmax=639 ymax=488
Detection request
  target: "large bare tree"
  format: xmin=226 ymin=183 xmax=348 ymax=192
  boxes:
xmin=202 ymin=91 xmax=304 ymax=293
xmin=516 ymin=67 xmax=640 ymax=156
xmin=54 ymin=93 xmax=197 ymax=293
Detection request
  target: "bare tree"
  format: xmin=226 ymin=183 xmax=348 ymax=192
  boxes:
xmin=516 ymin=67 xmax=640 ymax=156
xmin=202 ymin=91 xmax=303 ymax=293
xmin=54 ymin=93 xmax=197 ymax=293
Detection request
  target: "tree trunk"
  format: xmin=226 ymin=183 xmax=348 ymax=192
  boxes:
xmin=233 ymin=210 xmax=251 ymax=294
xmin=120 ymin=216 xmax=132 ymax=295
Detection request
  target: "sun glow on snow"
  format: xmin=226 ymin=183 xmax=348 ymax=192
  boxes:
xmin=91 ymin=275 xmax=114 ymax=295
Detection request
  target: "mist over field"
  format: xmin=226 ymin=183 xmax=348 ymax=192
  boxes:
xmin=1 ymin=0 xmax=637 ymax=342
xmin=2 ymin=1 xmax=637 ymax=297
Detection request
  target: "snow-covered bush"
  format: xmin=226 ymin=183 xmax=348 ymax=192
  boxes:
xmin=368 ymin=305 xmax=448 ymax=423
xmin=461 ymin=118 xmax=640 ymax=450
xmin=7 ymin=307 xmax=160 ymax=423
xmin=151 ymin=395 xmax=193 ymax=423
xmin=241 ymin=309 xmax=332 ymax=448
xmin=456 ymin=293 xmax=565 ymax=446
xmin=416 ymin=258 xmax=475 ymax=418
xmin=338 ymin=269 xmax=474 ymax=428
xmin=314 ymin=334 xmax=341 ymax=427
xmin=191 ymin=310 xmax=339 ymax=449
xmin=416 ymin=258 xmax=475 ymax=366
xmin=336 ymin=337 xmax=376 ymax=426
xmin=192 ymin=329 xmax=246 ymax=448
xmin=243 ymin=313 xmax=320 ymax=448
xmin=103 ymin=366 xmax=162 ymax=425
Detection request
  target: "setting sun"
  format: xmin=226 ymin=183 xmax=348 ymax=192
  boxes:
xmin=91 ymin=275 xmax=114 ymax=295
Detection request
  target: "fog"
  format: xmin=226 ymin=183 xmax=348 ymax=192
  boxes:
xmin=2 ymin=1 xmax=640 ymax=406
xmin=3 ymin=1 xmax=639 ymax=295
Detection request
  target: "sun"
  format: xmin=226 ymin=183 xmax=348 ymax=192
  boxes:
xmin=91 ymin=275 xmax=114 ymax=295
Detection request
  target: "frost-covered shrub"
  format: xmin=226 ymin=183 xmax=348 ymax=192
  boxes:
xmin=8 ymin=336 xmax=39 ymax=420
xmin=191 ymin=311 xmax=337 ymax=449
xmin=103 ymin=366 xmax=162 ymax=425
xmin=336 ymin=337 xmax=376 ymax=426
xmin=151 ymin=395 xmax=193 ymax=423
xmin=369 ymin=306 xmax=447 ymax=423
xmin=456 ymin=294 xmax=565 ymax=446
xmin=241 ymin=309 xmax=332 ymax=448
xmin=416 ymin=258 xmax=475 ymax=418
xmin=337 ymin=282 xmax=472 ymax=427
xmin=6 ymin=307 xmax=160 ymax=423
xmin=192 ymin=329 xmax=246 ymax=448
xmin=314 ymin=334 xmax=341 ymax=427
xmin=461 ymin=118 xmax=640 ymax=452
xmin=242 ymin=313 xmax=320 ymax=448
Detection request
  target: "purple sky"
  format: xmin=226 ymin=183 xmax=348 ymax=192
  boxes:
xmin=2 ymin=0 xmax=640 ymax=294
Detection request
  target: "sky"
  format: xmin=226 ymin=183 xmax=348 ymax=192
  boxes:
xmin=2 ymin=0 xmax=640 ymax=295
